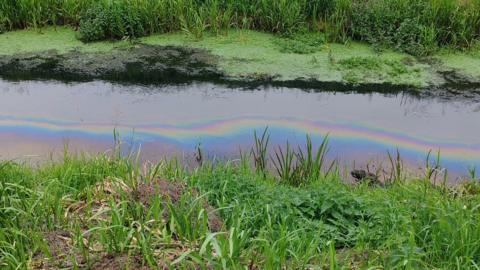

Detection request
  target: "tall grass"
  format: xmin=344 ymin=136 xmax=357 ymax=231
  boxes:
xmin=1 ymin=0 xmax=480 ymax=54
xmin=1 ymin=137 xmax=480 ymax=269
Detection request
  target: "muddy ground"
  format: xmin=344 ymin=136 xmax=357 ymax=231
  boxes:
xmin=0 ymin=44 xmax=221 ymax=84
xmin=0 ymin=44 xmax=480 ymax=101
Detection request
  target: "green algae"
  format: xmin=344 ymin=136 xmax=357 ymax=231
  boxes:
xmin=436 ymin=51 xmax=480 ymax=80
xmin=0 ymin=27 xmax=478 ymax=87
xmin=0 ymin=26 xmax=129 ymax=54
xmin=336 ymin=56 xmax=424 ymax=85
xmin=141 ymin=30 xmax=428 ymax=86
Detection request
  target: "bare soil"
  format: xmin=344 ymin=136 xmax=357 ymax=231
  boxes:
xmin=133 ymin=178 xmax=223 ymax=232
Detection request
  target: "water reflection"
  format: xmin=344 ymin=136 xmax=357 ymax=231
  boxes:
xmin=0 ymin=79 xmax=478 ymax=179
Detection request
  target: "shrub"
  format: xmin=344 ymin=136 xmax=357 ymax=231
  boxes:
xmin=78 ymin=1 xmax=146 ymax=42
xmin=349 ymin=0 xmax=431 ymax=55
xmin=78 ymin=4 xmax=108 ymax=42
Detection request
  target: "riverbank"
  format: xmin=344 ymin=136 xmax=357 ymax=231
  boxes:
xmin=1 ymin=27 xmax=480 ymax=92
xmin=1 ymin=151 xmax=479 ymax=269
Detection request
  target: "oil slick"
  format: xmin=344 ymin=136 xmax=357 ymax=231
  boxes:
xmin=0 ymin=80 xmax=478 ymax=179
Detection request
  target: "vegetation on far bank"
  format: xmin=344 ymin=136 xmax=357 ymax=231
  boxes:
xmin=5 ymin=26 xmax=474 ymax=87
xmin=1 ymin=0 xmax=480 ymax=56
xmin=1 ymin=133 xmax=480 ymax=269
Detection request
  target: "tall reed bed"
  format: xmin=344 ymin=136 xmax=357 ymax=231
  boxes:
xmin=1 ymin=0 xmax=480 ymax=54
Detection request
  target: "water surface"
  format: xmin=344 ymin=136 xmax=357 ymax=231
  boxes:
xmin=0 ymin=79 xmax=478 ymax=179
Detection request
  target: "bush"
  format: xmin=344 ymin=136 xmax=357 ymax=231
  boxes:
xmin=78 ymin=2 xmax=146 ymax=42
xmin=78 ymin=4 xmax=108 ymax=42
xmin=349 ymin=0 xmax=431 ymax=55
xmin=349 ymin=0 xmax=480 ymax=55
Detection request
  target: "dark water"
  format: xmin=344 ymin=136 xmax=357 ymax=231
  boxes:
xmin=0 ymin=79 xmax=479 ymax=180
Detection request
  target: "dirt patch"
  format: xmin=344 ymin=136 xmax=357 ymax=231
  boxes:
xmin=62 ymin=177 xmax=223 ymax=231
xmin=133 ymin=178 xmax=187 ymax=206
xmin=90 ymin=253 xmax=164 ymax=270
xmin=133 ymin=178 xmax=223 ymax=232
xmin=34 ymin=178 xmax=223 ymax=269
xmin=64 ymin=177 xmax=132 ymax=223
xmin=31 ymin=229 xmax=86 ymax=269
xmin=438 ymin=70 xmax=480 ymax=90
xmin=43 ymin=230 xmax=73 ymax=260
xmin=31 ymin=229 xmax=169 ymax=270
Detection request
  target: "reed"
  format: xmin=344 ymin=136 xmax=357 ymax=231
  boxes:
xmin=271 ymin=134 xmax=335 ymax=186
xmin=251 ymin=127 xmax=270 ymax=178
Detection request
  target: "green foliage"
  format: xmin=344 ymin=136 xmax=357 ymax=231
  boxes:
xmin=349 ymin=0 xmax=430 ymax=55
xmin=269 ymin=134 xmax=334 ymax=186
xmin=349 ymin=0 xmax=480 ymax=55
xmin=1 ymin=0 xmax=480 ymax=54
xmin=1 ymin=143 xmax=480 ymax=269
xmin=337 ymin=56 xmax=421 ymax=83
xmin=78 ymin=1 xmax=146 ymax=42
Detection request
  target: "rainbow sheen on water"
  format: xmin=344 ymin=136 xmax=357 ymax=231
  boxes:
xmin=0 ymin=80 xmax=478 ymax=178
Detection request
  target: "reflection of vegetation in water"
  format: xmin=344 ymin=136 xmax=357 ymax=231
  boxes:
xmin=1 ymin=0 xmax=480 ymax=55
xmin=1 ymin=131 xmax=479 ymax=269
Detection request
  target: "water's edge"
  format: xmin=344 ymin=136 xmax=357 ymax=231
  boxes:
xmin=1 ymin=44 xmax=480 ymax=102
xmin=0 ymin=79 xmax=478 ymax=181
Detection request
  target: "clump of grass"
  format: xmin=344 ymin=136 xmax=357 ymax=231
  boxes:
xmin=297 ymin=134 xmax=335 ymax=181
xmin=387 ymin=149 xmax=406 ymax=184
xmin=271 ymin=135 xmax=335 ymax=186
xmin=272 ymin=141 xmax=299 ymax=185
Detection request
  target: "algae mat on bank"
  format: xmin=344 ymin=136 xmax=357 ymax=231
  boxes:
xmin=0 ymin=27 xmax=479 ymax=87
xmin=140 ymin=31 xmax=429 ymax=86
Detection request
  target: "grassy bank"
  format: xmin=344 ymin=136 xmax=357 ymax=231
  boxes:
xmin=1 ymin=130 xmax=480 ymax=269
xmin=2 ymin=0 xmax=480 ymax=56
xmin=1 ymin=146 xmax=480 ymax=269
xmin=6 ymin=26 xmax=480 ymax=87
